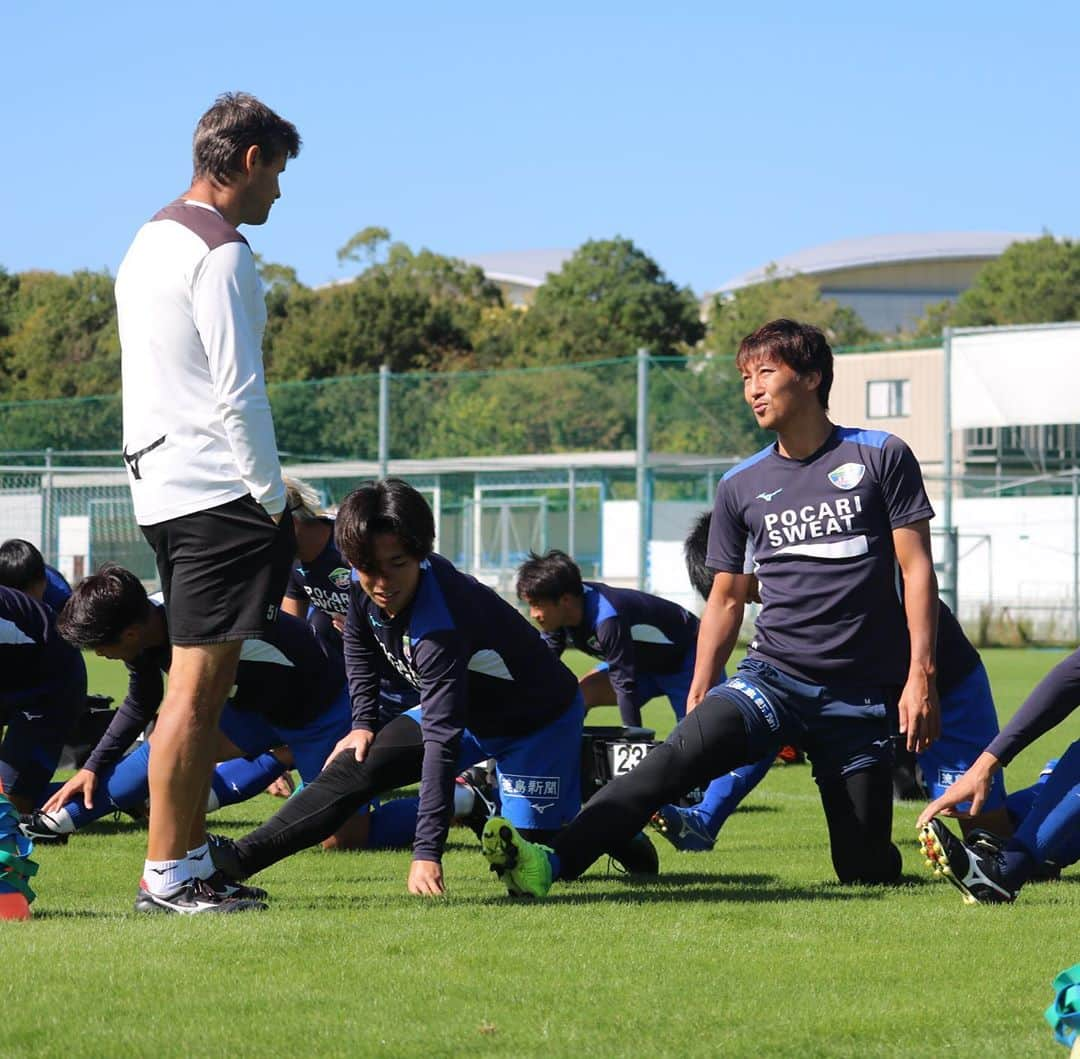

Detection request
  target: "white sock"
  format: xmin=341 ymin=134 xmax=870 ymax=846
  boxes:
xmin=186 ymin=844 xmax=214 ymax=881
xmin=142 ymin=858 xmax=189 ymax=895
xmin=453 ymin=784 xmax=475 ymax=816
xmin=44 ymin=808 xmax=76 ymax=835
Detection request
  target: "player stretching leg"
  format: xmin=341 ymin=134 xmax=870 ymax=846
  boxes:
xmin=208 ymin=480 xmax=656 ymax=896
xmin=481 ymin=318 xmax=941 ymax=896
xmin=918 ymin=649 xmax=1080 ymax=903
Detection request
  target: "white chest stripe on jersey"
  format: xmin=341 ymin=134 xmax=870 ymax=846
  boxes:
xmin=776 ymin=536 xmax=869 ymax=561
xmin=630 ymin=623 xmax=675 ymax=646
xmin=0 ymin=617 xmax=35 ymax=646
xmin=239 ymin=639 xmax=295 ymax=667
xmin=468 ymin=649 xmax=513 ymax=681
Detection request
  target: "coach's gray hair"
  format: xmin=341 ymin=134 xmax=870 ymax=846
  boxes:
xmin=284 ymin=476 xmax=323 ymax=523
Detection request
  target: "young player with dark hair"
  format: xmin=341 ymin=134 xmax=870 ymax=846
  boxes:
xmin=0 ymin=587 xmax=87 ymax=814
xmin=115 ymin=92 xmax=303 ymax=913
xmin=0 ymin=539 xmax=72 ymax=613
xmin=207 ymin=479 xmax=656 ymax=896
xmin=918 ymin=650 xmax=1080 ymax=903
xmin=516 ymin=548 xmax=700 ymax=726
xmin=481 ymin=318 xmax=941 ymax=897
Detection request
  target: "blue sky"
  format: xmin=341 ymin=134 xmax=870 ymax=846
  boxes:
xmin=4 ymin=2 xmax=1078 ymax=294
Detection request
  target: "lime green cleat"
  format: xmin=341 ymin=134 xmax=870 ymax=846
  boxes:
xmin=480 ymin=817 xmax=553 ymax=899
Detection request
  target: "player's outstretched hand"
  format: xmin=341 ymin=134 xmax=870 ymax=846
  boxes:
xmin=325 ymin=728 xmax=374 ymax=768
xmin=42 ymin=768 xmax=97 ymax=813
xmin=408 ymin=859 xmax=445 ymax=896
xmin=917 ymin=752 xmax=998 ymax=828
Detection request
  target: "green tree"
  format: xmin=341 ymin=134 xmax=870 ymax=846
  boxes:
xmin=520 ymin=238 xmax=704 ymax=363
xmin=706 ymin=267 xmax=876 ymax=357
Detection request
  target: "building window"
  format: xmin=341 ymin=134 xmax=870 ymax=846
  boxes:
xmin=866 ymin=379 xmax=911 ymax=418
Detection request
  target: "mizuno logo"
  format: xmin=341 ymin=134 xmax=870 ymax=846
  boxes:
xmin=21 ymin=712 xmax=43 ymax=721
xmin=756 ymin=489 xmax=783 ymax=502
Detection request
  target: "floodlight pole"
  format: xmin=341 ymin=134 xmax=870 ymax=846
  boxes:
xmin=377 ymin=363 xmax=390 ymax=479
xmin=636 ymin=348 xmax=651 ymax=590
xmin=941 ymin=328 xmax=957 ymax=612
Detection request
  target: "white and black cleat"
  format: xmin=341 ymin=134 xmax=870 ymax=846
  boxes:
xmin=134 ymin=877 xmax=267 ymax=915
xmin=918 ymin=819 xmax=1017 ymax=905
xmin=203 ymin=869 xmax=268 ymax=902
xmin=18 ymin=811 xmax=70 ymax=845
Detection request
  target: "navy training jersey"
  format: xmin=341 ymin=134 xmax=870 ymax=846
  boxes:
xmin=43 ymin=566 xmax=73 ymax=613
xmin=85 ymin=602 xmax=345 ymax=773
xmin=285 ymin=519 xmax=352 ymax=617
xmin=0 ymin=585 xmax=85 ymax=710
xmin=343 ymin=553 xmax=580 ymax=861
xmin=708 ymin=426 xmax=935 ymax=688
xmin=542 ymin=582 xmax=698 ymax=719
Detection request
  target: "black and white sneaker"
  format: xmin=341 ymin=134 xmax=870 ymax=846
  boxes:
xmin=918 ymin=819 xmax=1018 ymax=905
xmin=18 ymin=811 xmax=70 ymax=845
xmin=454 ymin=764 xmax=500 ymax=842
xmin=202 ymin=869 xmax=269 ymax=902
xmin=134 ymin=877 xmax=267 ymax=914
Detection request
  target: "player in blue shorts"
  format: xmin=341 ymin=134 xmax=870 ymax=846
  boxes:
xmin=652 ymin=511 xmax=1013 ymax=851
xmin=918 ymin=648 xmax=1080 ymax=903
xmin=24 ymin=566 xmax=393 ymax=864
xmin=0 ymin=539 xmax=73 ymax=613
xmin=0 ymin=586 xmax=88 ymax=814
xmin=516 ymin=549 xmax=701 ymax=725
xmin=481 ymin=318 xmax=942 ymax=897
xmin=207 ymin=478 xmax=657 ymax=896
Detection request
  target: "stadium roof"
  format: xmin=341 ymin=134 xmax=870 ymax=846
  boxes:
xmin=461 ymin=249 xmax=574 ymax=288
xmin=715 ymin=231 xmax=1038 ymax=293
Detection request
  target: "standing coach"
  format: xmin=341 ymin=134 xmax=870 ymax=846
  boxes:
xmin=113 ymin=92 xmax=300 ymax=914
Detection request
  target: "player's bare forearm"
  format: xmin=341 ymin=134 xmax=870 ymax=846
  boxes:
xmin=688 ymin=573 xmax=748 ymax=709
xmin=894 ymin=521 xmax=940 ymax=749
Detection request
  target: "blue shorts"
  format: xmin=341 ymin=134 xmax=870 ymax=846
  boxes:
xmin=0 ymin=661 xmax=87 ymax=803
xmin=717 ymin=657 xmax=894 ymax=782
xmin=595 ymin=650 xmax=697 ymax=720
xmin=217 ymin=686 xmax=352 ymax=786
xmin=917 ymin=663 xmax=1007 ymax=811
xmin=405 ymin=691 xmax=585 ymax=832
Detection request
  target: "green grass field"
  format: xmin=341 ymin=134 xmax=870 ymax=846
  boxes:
xmin=4 ymin=648 xmax=1077 ymax=1058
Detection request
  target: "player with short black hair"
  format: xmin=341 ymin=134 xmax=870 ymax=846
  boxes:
xmin=0 ymin=539 xmax=72 ymax=613
xmin=207 ymin=481 xmax=656 ymax=896
xmin=516 ymin=549 xmax=700 ymax=726
xmin=480 ymin=318 xmax=940 ymax=897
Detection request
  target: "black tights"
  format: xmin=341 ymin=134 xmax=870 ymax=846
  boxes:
xmin=234 ymin=714 xmax=425 ymax=877
xmin=550 ymin=693 xmax=901 ymax=885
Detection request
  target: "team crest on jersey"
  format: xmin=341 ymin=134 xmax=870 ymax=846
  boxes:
xmin=402 ymin=634 xmax=413 ymax=663
xmin=329 ymin=567 xmax=352 ymax=589
xmin=827 ymin=462 xmax=866 ymax=491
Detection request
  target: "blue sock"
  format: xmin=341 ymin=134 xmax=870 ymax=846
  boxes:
xmin=367 ymin=797 xmax=418 ymax=849
xmin=694 ymin=755 xmax=774 ymax=840
xmin=547 ymin=850 xmax=562 ymax=880
xmin=1004 ymin=758 xmax=1058 ymax=828
xmin=66 ymin=740 xmax=152 ymax=829
xmin=1006 ymin=739 xmax=1080 ymax=884
xmin=210 ymin=754 xmax=286 ymax=809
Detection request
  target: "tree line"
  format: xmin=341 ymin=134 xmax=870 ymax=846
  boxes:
xmin=1 ymin=231 xmax=1077 ymax=458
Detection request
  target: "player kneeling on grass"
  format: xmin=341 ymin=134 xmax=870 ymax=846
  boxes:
xmin=207 ymin=478 xmax=657 ymax=896
xmin=480 ymin=318 xmax=941 ymax=898
xmin=30 ymin=566 xmax=413 ymax=875
xmin=918 ymin=648 xmax=1080 ymax=904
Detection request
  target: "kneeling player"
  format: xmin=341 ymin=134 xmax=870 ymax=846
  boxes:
xmin=208 ymin=478 xmax=656 ymax=896
xmin=516 ymin=548 xmax=701 ymax=725
xmin=918 ymin=649 xmax=1080 ymax=903
xmin=0 ymin=586 xmax=87 ymax=813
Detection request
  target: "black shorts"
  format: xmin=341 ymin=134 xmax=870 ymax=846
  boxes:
xmin=142 ymin=495 xmax=296 ymax=645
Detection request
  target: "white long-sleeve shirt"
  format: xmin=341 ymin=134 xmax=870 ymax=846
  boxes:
xmin=115 ymin=199 xmax=285 ymax=526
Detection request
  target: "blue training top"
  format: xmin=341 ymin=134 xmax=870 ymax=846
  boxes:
xmin=542 ymin=582 xmax=698 ymax=720
xmin=344 ymin=552 xmax=579 ymax=862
